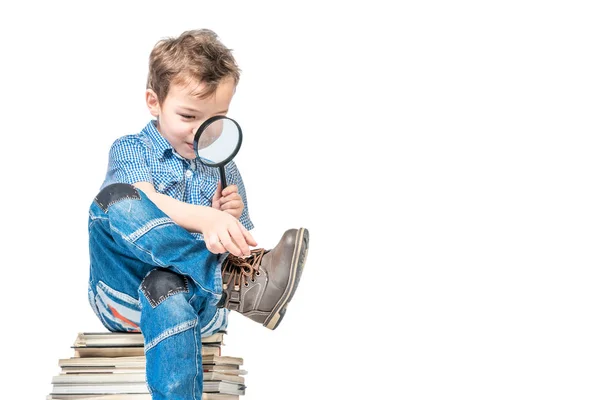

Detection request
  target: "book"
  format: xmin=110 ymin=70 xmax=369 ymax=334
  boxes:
xmin=59 ymin=366 xmax=246 ymax=376
xmin=60 ymin=366 xmax=246 ymax=376
xmin=203 ymin=365 xmax=247 ymax=375
xmin=73 ymin=345 xmax=220 ymax=358
xmin=61 ymin=367 xmax=145 ymax=374
xmin=203 ymin=381 xmax=245 ymax=395
xmin=52 ymin=374 xmax=146 ymax=384
xmin=73 ymin=332 xmax=225 ymax=347
xmin=201 ymin=355 xmax=243 ymax=366
xmin=50 ymin=383 xmax=149 ymax=394
xmin=53 ymin=372 xmax=243 ymax=385
xmin=47 ymin=394 xmax=238 ymax=400
xmin=50 ymin=381 xmax=244 ymax=396
xmin=49 ymin=331 xmax=245 ymax=398
xmin=59 ymin=354 xmax=242 ymax=369
xmin=59 ymin=357 xmax=146 ymax=368
xmin=202 ymin=372 xmax=244 ymax=385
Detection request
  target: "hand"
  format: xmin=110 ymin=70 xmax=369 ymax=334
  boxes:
xmin=212 ymin=181 xmax=244 ymax=220
xmin=202 ymin=207 xmax=257 ymax=257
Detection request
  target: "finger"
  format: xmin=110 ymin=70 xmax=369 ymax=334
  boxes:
xmin=206 ymin=233 xmax=226 ymax=254
xmin=220 ymin=200 xmax=243 ymax=211
xmin=237 ymin=220 xmax=258 ymax=247
xmin=220 ymin=194 xmax=242 ymax=206
xmin=212 ymin=181 xmax=223 ymax=202
xmin=229 ymin=224 xmax=250 ymax=257
xmin=219 ymin=192 xmax=241 ymax=202
xmin=219 ymin=230 xmax=243 ymax=257
xmin=221 ymin=185 xmax=238 ymax=197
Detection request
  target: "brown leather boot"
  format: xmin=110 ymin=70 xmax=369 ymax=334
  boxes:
xmin=219 ymin=228 xmax=309 ymax=330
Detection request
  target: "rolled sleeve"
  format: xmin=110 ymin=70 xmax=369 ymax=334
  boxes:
xmin=101 ymin=136 xmax=153 ymax=189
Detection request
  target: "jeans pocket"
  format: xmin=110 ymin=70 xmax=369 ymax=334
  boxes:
xmin=88 ymin=282 xmax=102 ymax=321
xmin=94 ymin=281 xmax=142 ymax=332
xmin=200 ymin=307 xmax=229 ymax=337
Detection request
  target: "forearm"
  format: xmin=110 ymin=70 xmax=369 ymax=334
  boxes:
xmin=133 ymin=183 xmax=212 ymax=233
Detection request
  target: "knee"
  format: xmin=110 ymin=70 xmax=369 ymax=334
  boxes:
xmin=139 ymin=269 xmax=198 ymax=349
xmin=140 ymin=268 xmax=190 ymax=309
xmin=94 ymin=183 xmax=141 ymax=213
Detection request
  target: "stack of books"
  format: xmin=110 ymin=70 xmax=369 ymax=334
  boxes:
xmin=47 ymin=331 xmax=247 ymax=400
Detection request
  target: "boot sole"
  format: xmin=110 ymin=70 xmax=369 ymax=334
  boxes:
xmin=264 ymin=227 xmax=309 ymax=330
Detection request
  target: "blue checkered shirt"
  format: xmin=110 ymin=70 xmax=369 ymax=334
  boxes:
xmin=101 ymin=120 xmax=254 ymax=234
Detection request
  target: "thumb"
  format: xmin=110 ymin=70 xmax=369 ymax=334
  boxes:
xmin=212 ymin=181 xmax=222 ymax=206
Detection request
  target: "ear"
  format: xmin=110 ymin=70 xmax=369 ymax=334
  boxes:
xmin=146 ymin=89 xmax=160 ymax=117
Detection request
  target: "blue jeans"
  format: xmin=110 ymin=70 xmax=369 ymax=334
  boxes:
xmin=87 ymin=183 xmax=228 ymax=400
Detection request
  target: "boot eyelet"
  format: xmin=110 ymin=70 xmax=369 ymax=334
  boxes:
xmin=256 ymin=271 xmax=261 ymax=276
xmin=251 ymin=278 xmax=256 ymax=283
xmin=244 ymin=282 xmax=249 ymax=287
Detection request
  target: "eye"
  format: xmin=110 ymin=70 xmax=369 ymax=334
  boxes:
xmin=179 ymin=114 xmax=195 ymax=120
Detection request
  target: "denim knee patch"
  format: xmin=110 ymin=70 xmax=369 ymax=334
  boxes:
xmin=141 ymin=268 xmax=189 ymax=308
xmin=94 ymin=183 xmax=141 ymax=212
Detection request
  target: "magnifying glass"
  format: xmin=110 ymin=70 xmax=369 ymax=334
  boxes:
xmin=193 ymin=115 xmax=243 ymax=190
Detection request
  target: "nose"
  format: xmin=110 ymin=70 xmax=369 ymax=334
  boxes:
xmin=191 ymin=118 xmax=210 ymax=138
xmin=191 ymin=122 xmax=199 ymax=136
xmin=190 ymin=121 xmax=203 ymax=143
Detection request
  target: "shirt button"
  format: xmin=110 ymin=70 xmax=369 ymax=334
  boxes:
xmin=185 ymin=170 xmax=192 ymax=178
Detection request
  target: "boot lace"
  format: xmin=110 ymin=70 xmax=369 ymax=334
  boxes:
xmin=221 ymin=248 xmax=266 ymax=291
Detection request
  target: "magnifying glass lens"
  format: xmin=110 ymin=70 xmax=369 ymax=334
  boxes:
xmin=195 ymin=118 xmax=240 ymax=166
xmin=193 ymin=116 xmax=243 ymax=188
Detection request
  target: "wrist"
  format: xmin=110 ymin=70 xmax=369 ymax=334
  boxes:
xmin=195 ymin=205 xmax=219 ymax=233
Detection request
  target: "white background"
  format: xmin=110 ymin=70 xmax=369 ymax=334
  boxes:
xmin=1 ymin=1 xmax=599 ymax=399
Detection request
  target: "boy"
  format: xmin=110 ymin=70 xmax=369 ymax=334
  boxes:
xmin=87 ymin=29 xmax=309 ymax=400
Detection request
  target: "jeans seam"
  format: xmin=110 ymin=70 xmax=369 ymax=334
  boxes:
xmin=126 ymin=217 xmax=174 ymax=242
xmin=98 ymin=281 xmax=141 ymax=307
xmin=108 ymin=220 xmax=221 ymax=302
xmin=144 ymin=318 xmax=197 ymax=353
xmin=193 ymin=324 xmax=199 ymax=400
xmin=110 ymin=225 xmax=162 ymax=264
xmin=88 ymin=216 xmax=108 ymax=232
xmin=94 ymin=193 xmax=141 ymax=213
xmin=89 ymin=213 xmax=108 ymax=221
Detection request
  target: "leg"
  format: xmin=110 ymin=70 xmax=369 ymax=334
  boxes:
xmin=87 ymin=183 xmax=227 ymax=398
xmin=89 ymin=183 xmax=222 ymax=304
xmin=139 ymin=268 xmax=221 ymax=400
xmin=88 ymin=265 xmax=226 ymax=399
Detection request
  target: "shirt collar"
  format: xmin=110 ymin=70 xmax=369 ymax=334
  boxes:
xmin=142 ymin=120 xmax=174 ymax=160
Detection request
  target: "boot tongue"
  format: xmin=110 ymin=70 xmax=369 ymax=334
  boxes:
xmin=258 ymin=250 xmax=272 ymax=271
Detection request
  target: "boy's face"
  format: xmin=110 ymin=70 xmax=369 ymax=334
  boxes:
xmin=146 ymin=78 xmax=235 ymax=160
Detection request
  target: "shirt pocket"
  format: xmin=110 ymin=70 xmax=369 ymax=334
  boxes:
xmin=197 ymin=169 xmax=220 ymax=203
xmin=152 ymin=168 xmax=184 ymax=199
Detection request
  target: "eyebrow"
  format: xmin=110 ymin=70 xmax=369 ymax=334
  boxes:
xmin=179 ymin=107 xmax=229 ymax=115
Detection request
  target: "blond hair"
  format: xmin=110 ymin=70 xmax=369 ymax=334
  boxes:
xmin=147 ymin=29 xmax=240 ymax=104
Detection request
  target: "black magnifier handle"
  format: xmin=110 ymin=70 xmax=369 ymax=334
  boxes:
xmin=219 ymin=165 xmax=228 ymax=190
